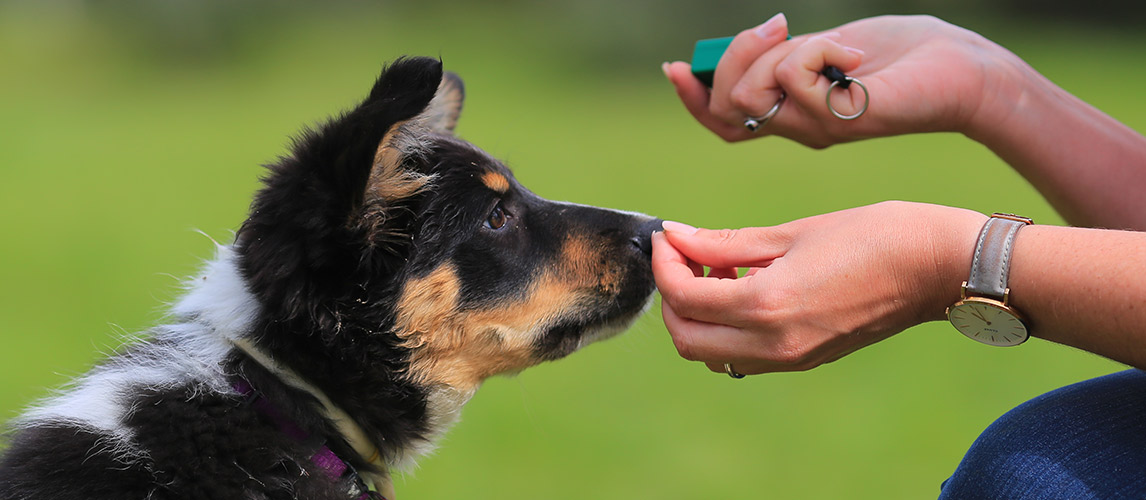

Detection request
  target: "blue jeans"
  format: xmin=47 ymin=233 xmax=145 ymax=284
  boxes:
xmin=939 ymin=369 xmax=1146 ymax=499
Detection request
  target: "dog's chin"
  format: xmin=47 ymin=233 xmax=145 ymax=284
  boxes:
xmin=536 ymin=293 xmax=655 ymax=362
xmin=584 ymin=293 xmax=656 ymax=345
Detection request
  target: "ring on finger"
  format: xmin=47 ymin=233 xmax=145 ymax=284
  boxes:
xmin=724 ymin=363 xmax=746 ymax=379
xmin=743 ymin=92 xmax=786 ymax=132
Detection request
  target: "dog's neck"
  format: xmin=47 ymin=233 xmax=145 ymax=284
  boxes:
xmin=231 ymin=340 xmax=382 ymax=454
xmin=175 ymin=245 xmax=476 ymax=498
xmin=229 ymin=337 xmax=395 ymax=498
xmin=229 ymin=339 xmax=477 ymax=499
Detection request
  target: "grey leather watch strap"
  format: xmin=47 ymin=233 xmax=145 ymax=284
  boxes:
xmin=965 ymin=214 xmax=1032 ymax=300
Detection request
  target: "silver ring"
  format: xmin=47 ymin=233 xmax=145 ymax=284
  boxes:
xmin=826 ymin=77 xmax=869 ymax=120
xmin=724 ymin=363 xmax=746 ymax=379
xmin=743 ymin=93 xmax=786 ymax=132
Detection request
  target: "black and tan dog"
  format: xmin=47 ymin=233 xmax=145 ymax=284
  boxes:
xmin=0 ymin=57 xmax=661 ymax=499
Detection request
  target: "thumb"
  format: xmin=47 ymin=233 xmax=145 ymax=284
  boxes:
xmin=662 ymin=221 xmax=791 ymax=269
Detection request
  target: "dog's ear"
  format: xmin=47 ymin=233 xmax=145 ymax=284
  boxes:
xmin=366 ymin=69 xmax=464 ymax=181
xmin=360 ymin=69 xmax=465 ymax=251
xmin=410 ymin=71 xmax=464 ymax=135
xmin=238 ymin=57 xmax=454 ymax=328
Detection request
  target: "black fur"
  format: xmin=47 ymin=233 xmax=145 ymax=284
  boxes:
xmin=0 ymin=56 xmax=659 ymax=499
xmin=0 ymin=427 xmax=154 ymax=499
xmin=235 ymin=57 xmax=444 ymax=463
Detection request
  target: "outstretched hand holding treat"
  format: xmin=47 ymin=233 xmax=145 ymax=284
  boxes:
xmin=653 ymin=12 xmax=1146 ymax=497
xmin=656 ymin=14 xmax=1146 ymax=376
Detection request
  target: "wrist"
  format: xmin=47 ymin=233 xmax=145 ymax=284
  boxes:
xmin=959 ymin=39 xmax=1049 ymax=143
xmin=920 ymin=208 xmax=990 ymax=322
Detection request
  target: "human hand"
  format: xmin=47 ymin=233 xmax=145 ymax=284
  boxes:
xmin=663 ymin=15 xmax=1026 ymax=147
xmin=651 ymin=201 xmax=987 ymax=375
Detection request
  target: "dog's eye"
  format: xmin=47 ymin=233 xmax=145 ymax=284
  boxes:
xmin=485 ymin=203 xmax=508 ymax=230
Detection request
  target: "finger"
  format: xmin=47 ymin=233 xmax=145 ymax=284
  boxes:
xmin=663 ymin=61 xmax=746 ymax=140
xmin=706 ymin=266 xmax=739 ymax=279
xmin=725 ymin=33 xmax=840 ymax=119
xmin=655 ymin=263 xmax=759 ymax=327
xmin=661 ymin=299 xmax=769 ymax=363
xmin=703 ymin=347 xmax=826 ymax=376
xmin=654 ymin=228 xmax=762 ymax=324
xmin=662 ymin=224 xmax=792 ymax=270
xmin=774 ymin=35 xmax=865 ymax=119
xmin=651 ymin=230 xmax=703 ymax=279
xmin=666 ymin=302 xmax=823 ymax=377
xmin=704 ymin=361 xmax=768 ymax=376
xmin=703 ymin=359 xmax=810 ymax=376
xmin=709 ymin=13 xmax=790 ymax=122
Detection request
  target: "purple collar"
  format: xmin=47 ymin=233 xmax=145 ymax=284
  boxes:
xmin=233 ymin=378 xmax=384 ymax=500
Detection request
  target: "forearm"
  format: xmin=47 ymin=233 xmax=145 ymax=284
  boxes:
xmin=1006 ymin=225 xmax=1146 ymax=368
xmin=964 ymin=51 xmax=1146 ymax=230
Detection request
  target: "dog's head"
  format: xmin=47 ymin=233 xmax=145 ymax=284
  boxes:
xmin=235 ymin=57 xmax=660 ymax=404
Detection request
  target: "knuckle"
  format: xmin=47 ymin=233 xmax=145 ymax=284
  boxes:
xmin=708 ymin=100 xmax=730 ymax=121
xmin=662 ymin=294 xmax=696 ymax=321
xmin=712 ymin=228 xmax=739 ymax=246
xmin=774 ymin=59 xmax=802 ymax=85
xmin=873 ymin=200 xmax=905 ymax=211
xmin=728 ymin=85 xmax=757 ymax=112
xmin=769 ymin=338 xmax=812 ymax=366
xmin=744 ymin=290 xmax=814 ymax=367
xmin=915 ymin=14 xmax=942 ymax=26
xmin=726 ymin=30 xmax=760 ymax=57
xmin=749 ymin=285 xmax=792 ymax=320
xmin=671 ymin=332 xmax=701 ymax=362
xmin=805 ymin=140 xmax=832 ymax=150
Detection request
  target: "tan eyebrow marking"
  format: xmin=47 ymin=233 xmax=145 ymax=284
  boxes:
xmin=480 ymin=171 xmax=510 ymax=194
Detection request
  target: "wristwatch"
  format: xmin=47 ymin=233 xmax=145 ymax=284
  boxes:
xmin=946 ymin=213 xmax=1033 ymax=347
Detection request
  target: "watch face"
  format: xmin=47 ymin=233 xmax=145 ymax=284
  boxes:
xmin=947 ymin=298 xmax=1029 ymax=347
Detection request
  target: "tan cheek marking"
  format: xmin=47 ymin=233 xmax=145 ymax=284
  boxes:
xmin=480 ymin=171 xmax=510 ymax=194
xmin=395 ymin=236 xmax=622 ymax=392
xmin=395 ymin=265 xmax=537 ymax=392
xmin=464 ymin=279 xmax=587 ymax=335
xmin=393 ymin=264 xmax=461 ymax=352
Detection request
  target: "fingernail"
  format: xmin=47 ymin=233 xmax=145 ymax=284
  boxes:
xmin=845 ymin=46 xmax=865 ymax=57
xmin=810 ymin=31 xmax=842 ymax=41
xmin=662 ymin=220 xmax=699 ymax=235
xmin=661 ymin=61 xmax=671 ymax=80
xmin=753 ymin=12 xmax=787 ymax=39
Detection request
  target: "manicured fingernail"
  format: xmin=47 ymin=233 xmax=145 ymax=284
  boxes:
xmin=662 ymin=220 xmax=699 ymax=235
xmin=661 ymin=62 xmax=671 ymax=80
xmin=810 ymin=31 xmax=842 ymax=41
xmin=753 ymin=13 xmax=787 ymax=39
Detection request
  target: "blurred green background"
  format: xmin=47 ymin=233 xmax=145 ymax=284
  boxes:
xmin=1 ymin=1 xmax=1143 ymax=498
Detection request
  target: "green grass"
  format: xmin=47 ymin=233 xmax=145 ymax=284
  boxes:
xmin=1 ymin=5 xmax=1142 ymax=499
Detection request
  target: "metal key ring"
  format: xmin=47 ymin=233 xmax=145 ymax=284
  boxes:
xmin=826 ymin=76 xmax=869 ymax=120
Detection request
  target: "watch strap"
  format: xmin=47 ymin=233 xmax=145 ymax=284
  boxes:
xmin=966 ymin=214 xmax=1032 ymax=301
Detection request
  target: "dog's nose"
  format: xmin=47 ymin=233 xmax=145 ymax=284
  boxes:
xmin=631 ymin=218 xmax=664 ymax=256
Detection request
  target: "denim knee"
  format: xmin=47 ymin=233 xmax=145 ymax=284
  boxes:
xmin=939 ymin=370 xmax=1146 ymax=499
